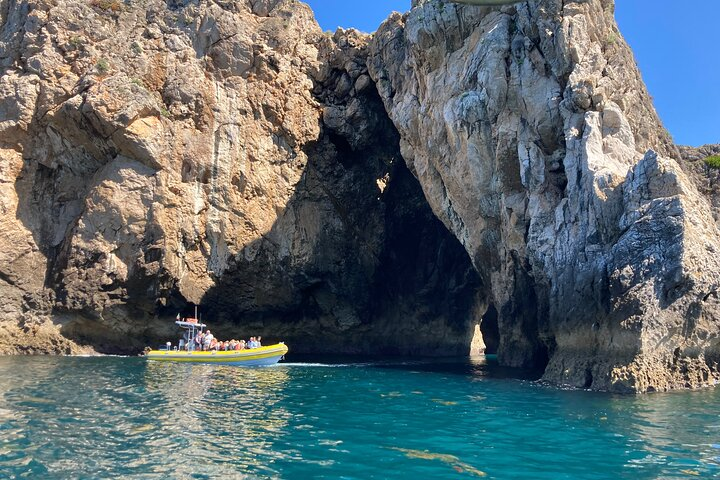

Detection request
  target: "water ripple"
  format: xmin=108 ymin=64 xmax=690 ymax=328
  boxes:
xmin=1 ymin=356 xmax=719 ymax=479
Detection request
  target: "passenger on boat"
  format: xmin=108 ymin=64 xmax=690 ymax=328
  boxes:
xmin=203 ymin=330 xmax=214 ymax=351
xmin=257 ymin=336 xmax=262 ymax=347
xmin=237 ymin=340 xmax=245 ymax=350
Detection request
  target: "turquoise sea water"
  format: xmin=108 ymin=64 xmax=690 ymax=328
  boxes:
xmin=1 ymin=356 xmax=719 ymax=479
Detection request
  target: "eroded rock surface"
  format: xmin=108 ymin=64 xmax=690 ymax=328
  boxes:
xmin=1 ymin=0 xmax=718 ymax=392
xmin=369 ymin=0 xmax=720 ymax=391
xmin=0 ymin=0 xmax=483 ymax=356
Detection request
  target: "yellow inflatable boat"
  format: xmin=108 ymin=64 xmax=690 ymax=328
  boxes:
xmin=145 ymin=319 xmax=288 ymax=366
xmin=146 ymin=343 xmax=288 ymax=366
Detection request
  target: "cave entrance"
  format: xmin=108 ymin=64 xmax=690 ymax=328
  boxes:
xmin=470 ymin=303 xmax=499 ymax=355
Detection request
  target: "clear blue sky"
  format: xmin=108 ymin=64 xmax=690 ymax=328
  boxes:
xmin=305 ymin=0 xmax=719 ymax=147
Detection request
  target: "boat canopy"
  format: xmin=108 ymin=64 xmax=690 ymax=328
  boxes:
xmin=176 ymin=320 xmax=206 ymax=329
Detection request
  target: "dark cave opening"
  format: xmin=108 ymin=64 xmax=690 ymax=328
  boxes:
xmin=39 ymin=59 xmax=492 ymax=362
xmin=480 ymin=303 xmax=500 ymax=354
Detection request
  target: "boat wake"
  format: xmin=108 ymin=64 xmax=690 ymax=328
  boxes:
xmin=275 ymin=362 xmax=369 ymax=368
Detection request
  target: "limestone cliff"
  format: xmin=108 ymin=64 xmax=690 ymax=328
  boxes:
xmin=1 ymin=0 xmax=718 ymax=393
xmin=369 ymin=0 xmax=720 ymax=391
xmin=0 ymin=0 xmax=482 ymax=355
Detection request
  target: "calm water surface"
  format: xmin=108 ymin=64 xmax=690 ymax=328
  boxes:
xmin=0 ymin=355 xmax=719 ymax=479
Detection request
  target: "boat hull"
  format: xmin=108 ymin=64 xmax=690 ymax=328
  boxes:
xmin=146 ymin=343 xmax=288 ymax=366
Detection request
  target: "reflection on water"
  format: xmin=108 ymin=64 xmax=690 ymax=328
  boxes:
xmin=285 ymin=353 xmax=544 ymax=381
xmin=140 ymin=362 xmax=292 ymax=478
xmin=0 ymin=356 xmax=719 ymax=479
xmin=608 ymin=390 xmax=720 ymax=475
xmin=0 ymin=357 xmax=292 ymax=478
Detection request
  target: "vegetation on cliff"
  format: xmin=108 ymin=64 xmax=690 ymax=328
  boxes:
xmin=704 ymin=155 xmax=720 ymax=169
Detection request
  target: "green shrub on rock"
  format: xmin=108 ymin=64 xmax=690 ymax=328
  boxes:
xmin=95 ymin=58 xmax=110 ymax=75
xmin=704 ymin=155 xmax=720 ymax=169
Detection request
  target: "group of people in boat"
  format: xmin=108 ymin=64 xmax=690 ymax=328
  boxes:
xmin=179 ymin=330 xmax=263 ymax=352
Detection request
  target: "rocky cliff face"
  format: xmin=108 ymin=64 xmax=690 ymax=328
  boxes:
xmin=0 ymin=0 xmax=483 ymax=356
xmin=369 ymin=0 xmax=720 ymax=391
xmin=679 ymin=144 xmax=720 ymax=226
xmin=1 ymin=0 xmax=718 ymax=392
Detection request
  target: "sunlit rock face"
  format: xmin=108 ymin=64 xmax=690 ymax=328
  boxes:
xmin=369 ymin=0 xmax=720 ymax=392
xmin=0 ymin=0 xmax=483 ymax=356
xmin=1 ymin=0 xmax=719 ymax=393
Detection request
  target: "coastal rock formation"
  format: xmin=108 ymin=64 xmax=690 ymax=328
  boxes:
xmin=679 ymin=144 xmax=720 ymax=226
xmin=1 ymin=0 xmax=718 ymax=392
xmin=0 ymin=0 xmax=483 ymax=355
xmin=369 ymin=0 xmax=720 ymax=391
